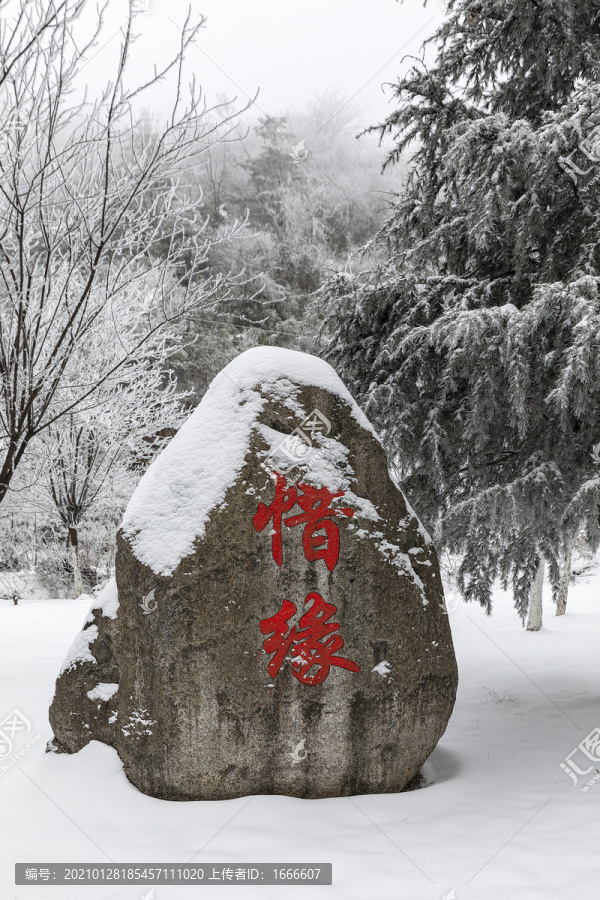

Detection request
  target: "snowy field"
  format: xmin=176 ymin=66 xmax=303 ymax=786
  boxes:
xmin=1 ymin=566 xmax=599 ymax=900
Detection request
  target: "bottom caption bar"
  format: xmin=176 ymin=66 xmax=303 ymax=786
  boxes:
xmin=16 ymin=864 xmax=332 ymax=885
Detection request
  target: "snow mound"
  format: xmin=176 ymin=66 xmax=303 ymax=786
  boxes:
xmin=87 ymin=683 xmax=118 ymax=703
xmin=121 ymin=347 xmax=379 ymax=576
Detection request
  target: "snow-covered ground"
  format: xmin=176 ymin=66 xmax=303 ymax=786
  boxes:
xmin=1 ymin=565 xmax=599 ymax=900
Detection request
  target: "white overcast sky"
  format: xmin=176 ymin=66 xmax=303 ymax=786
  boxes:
xmin=85 ymin=0 xmax=443 ymax=131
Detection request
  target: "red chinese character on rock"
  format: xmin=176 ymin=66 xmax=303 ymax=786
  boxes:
xmin=259 ymin=592 xmax=360 ymax=686
xmin=258 ymin=597 xmax=298 ymax=677
xmin=253 ymin=473 xmax=354 ymax=571
xmin=252 ymin=473 xmax=297 ymax=567
xmin=284 ymin=482 xmax=354 ymax=571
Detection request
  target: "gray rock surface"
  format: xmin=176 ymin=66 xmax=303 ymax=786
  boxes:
xmin=48 ymin=347 xmax=458 ymax=800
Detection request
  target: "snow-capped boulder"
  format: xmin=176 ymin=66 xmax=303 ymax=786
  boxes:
xmin=48 ymin=579 xmax=119 ymax=753
xmin=48 ymin=346 xmax=458 ymax=799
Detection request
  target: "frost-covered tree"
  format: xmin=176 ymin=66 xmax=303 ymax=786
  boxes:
xmin=0 ymin=0 xmax=244 ymax=508
xmin=33 ymin=336 xmax=187 ymax=597
xmin=321 ymin=0 xmax=600 ymax=624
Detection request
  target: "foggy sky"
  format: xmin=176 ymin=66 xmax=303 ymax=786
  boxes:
xmin=86 ymin=0 xmax=442 ymax=131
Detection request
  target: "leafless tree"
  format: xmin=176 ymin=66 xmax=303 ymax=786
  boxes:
xmin=0 ymin=0 xmax=245 ymax=505
xmin=36 ymin=335 xmax=188 ymax=597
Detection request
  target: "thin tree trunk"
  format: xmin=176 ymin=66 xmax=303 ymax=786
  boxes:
xmin=69 ymin=527 xmax=83 ymax=598
xmin=556 ymin=536 xmax=575 ymax=616
xmin=526 ymin=558 xmax=544 ymax=631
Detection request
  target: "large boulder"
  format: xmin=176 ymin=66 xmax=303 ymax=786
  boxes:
xmin=49 ymin=347 xmax=458 ymax=800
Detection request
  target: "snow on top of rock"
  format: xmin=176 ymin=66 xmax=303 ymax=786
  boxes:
xmin=256 ymin=424 xmax=381 ymax=522
xmin=121 ymin=346 xmax=379 ymax=576
xmin=60 ymin=623 xmax=98 ymax=675
xmin=94 ymin=577 xmax=119 ymax=620
xmin=352 ymin=526 xmax=429 ymax=604
xmin=84 ymin=577 xmax=118 ymax=625
xmin=87 ymin=683 xmax=118 ymax=703
xmin=372 ymin=660 xmax=391 ymax=677
xmin=61 ymin=581 xmax=119 ymax=675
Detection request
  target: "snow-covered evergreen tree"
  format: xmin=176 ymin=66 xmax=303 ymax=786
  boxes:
xmin=320 ymin=0 xmax=600 ymax=623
